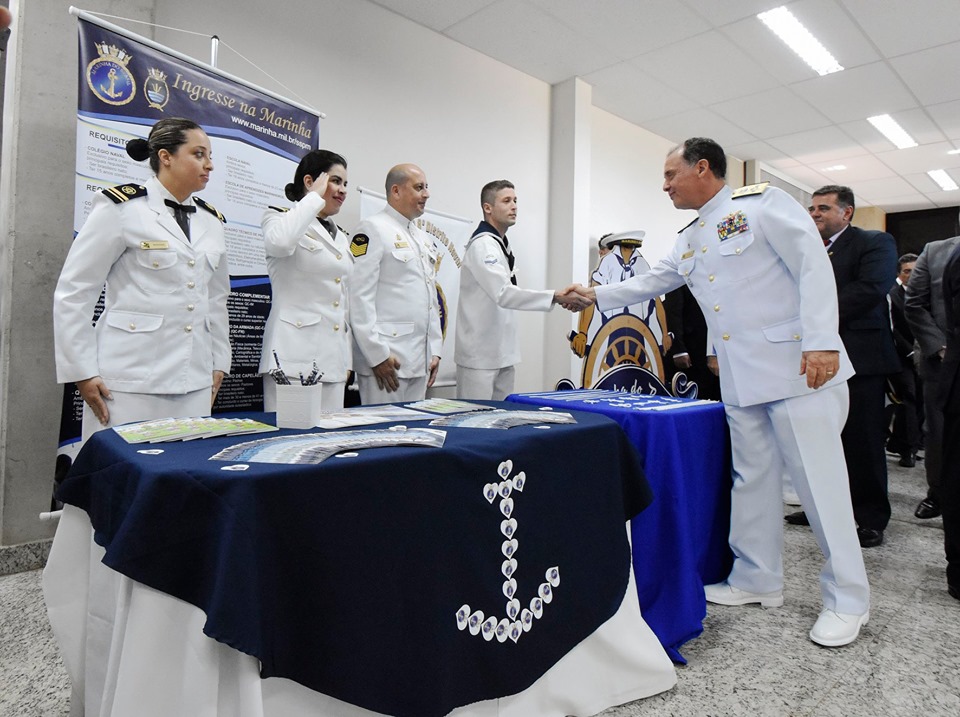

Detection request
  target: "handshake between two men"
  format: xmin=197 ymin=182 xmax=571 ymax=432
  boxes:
xmin=553 ymin=284 xmax=596 ymax=312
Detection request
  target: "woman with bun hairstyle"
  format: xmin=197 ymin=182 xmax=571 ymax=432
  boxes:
xmin=260 ymin=150 xmax=353 ymax=410
xmin=54 ymin=117 xmax=231 ymax=441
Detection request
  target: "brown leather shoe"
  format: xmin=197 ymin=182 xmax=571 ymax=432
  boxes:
xmin=914 ymin=498 xmax=941 ymax=519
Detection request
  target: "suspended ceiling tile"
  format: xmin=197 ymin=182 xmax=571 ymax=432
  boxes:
xmin=791 ymin=62 xmax=918 ymax=124
xmin=368 ymin=0 xmax=495 ymax=32
xmin=875 ymin=143 xmax=960 ymax=175
xmin=444 ymin=0 xmax=621 ymax=84
xmin=640 ymin=107 xmax=758 ymax=148
xmin=527 ymin=0 xmax=709 ymax=59
xmin=633 ymin=31 xmax=781 ymax=106
xmin=839 ymin=110 xmax=947 ymax=153
xmin=839 ymin=0 xmax=960 ymax=58
xmin=889 ymin=41 xmax=960 ymax=106
xmin=710 ymin=87 xmax=832 ymax=139
xmin=586 ymin=61 xmax=699 ymax=124
xmin=766 ymin=126 xmax=868 ymax=163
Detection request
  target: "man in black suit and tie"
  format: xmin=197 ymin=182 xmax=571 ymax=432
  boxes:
xmin=905 ymin=235 xmax=960 ymax=520
xmin=663 ymin=284 xmax=721 ymax=400
xmin=938 ymin=240 xmax=960 ymax=601
xmin=786 ymin=185 xmax=898 ymax=547
xmin=888 ymin=253 xmax=922 ymax=468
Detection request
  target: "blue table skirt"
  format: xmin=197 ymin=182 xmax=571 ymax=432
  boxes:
xmin=57 ymin=403 xmax=655 ymax=717
xmin=507 ymin=392 xmax=733 ymax=662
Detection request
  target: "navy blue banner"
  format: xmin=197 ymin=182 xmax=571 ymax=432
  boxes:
xmin=78 ymin=19 xmax=318 ymax=159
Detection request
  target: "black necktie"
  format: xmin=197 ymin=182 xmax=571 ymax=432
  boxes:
xmin=165 ymin=199 xmax=196 ymax=241
xmin=500 ymin=235 xmax=517 ymax=286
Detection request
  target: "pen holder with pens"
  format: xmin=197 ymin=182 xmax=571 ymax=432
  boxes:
xmin=275 ymin=383 xmax=325 ymax=429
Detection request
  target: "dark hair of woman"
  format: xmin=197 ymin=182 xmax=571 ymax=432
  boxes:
xmin=126 ymin=117 xmax=203 ymax=173
xmin=284 ymin=149 xmax=348 ymax=202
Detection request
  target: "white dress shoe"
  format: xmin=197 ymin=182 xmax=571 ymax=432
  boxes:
xmin=704 ymin=582 xmax=784 ymax=607
xmin=809 ymin=609 xmax=869 ymax=647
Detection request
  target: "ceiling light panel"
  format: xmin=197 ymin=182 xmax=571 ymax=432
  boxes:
xmin=757 ymin=6 xmax=844 ymax=76
xmin=867 ymin=114 xmax=918 ymax=149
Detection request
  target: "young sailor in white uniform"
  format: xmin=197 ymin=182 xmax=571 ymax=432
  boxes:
xmin=455 ymin=180 xmax=561 ymax=400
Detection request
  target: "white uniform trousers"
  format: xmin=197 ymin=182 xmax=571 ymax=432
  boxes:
xmin=81 ymin=389 xmax=211 ymax=444
xmin=357 ymin=374 xmax=427 ymax=405
xmin=262 ymin=378 xmax=346 ymax=413
xmin=724 ymin=382 xmax=870 ymax=615
xmin=456 ymin=365 xmax=516 ymax=401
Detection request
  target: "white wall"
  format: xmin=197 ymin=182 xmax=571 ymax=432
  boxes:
xmin=151 ymin=0 xmax=554 ymax=392
xmin=589 ymin=107 xmax=697 ymax=273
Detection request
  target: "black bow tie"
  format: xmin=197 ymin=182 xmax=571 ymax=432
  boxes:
xmin=165 ymin=199 xmax=196 ymax=240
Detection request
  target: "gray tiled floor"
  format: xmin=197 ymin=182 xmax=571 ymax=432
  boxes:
xmin=1 ymin=456 xmax=957 ymax=717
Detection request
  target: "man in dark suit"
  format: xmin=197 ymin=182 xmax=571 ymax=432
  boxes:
xmin=888 ymin=253 xmax=922 ymax=467
xmin=663 ymin=284 xmax=721 ymax=400
xmin=905 ymin=235 xmax=960 ymax=520
xmin=786 ymin=185 xmax=898 ymax=548
xmin=938 ymin=240 xmax=960 ymax=601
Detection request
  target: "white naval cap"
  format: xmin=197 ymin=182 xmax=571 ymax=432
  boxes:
xmin=599 ymin=230 xmax=646 ymax=249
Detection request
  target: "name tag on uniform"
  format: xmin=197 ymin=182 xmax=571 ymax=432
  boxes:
xmin=680 ymin=249 xmax=695 ymax=260
xmin=140 ymin=241 xmax=170 ymax=250
xmin=394 ymin=240 xmax=410 ymax=248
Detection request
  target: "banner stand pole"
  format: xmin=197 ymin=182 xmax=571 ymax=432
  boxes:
xmin=210 ymin=35 xmax=219 ymax=68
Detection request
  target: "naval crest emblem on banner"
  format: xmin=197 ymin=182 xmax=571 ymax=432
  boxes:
xmin=144 ymin=68 xmax=170 ymax=110
xmin=86 ymin=41 xmax=136 ymax=106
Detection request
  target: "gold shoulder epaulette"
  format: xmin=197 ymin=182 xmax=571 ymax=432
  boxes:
xmin=102 ymin=184 xmax=147 ymax=204
xmin=193 ymin=196 xmax=226 ymax=223
xmin=731 ymin=182 xmax=769 ymax=199
xmin=267 ymin=205 xmax=290 ymax=213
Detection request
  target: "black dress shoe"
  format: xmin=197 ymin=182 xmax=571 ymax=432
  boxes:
xmin=949 ymin=585 xmax=960 ymax=602
xmin=785 ymin=511 xmax=810 ymax=526
xmin=899 ymin=454 xmax=916 ymax=467
xmin=914 ymin=498 xmax=941 ymax=519
xmin=857 ymin=528 xmax=884 ymax=548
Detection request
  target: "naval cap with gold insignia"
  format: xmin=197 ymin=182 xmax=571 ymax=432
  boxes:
xmin=599 ymin=230 xmax=645 ymax=249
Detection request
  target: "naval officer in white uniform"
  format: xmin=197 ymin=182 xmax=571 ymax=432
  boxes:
xmin=565 ymin=138 xmax=870 ymax=647
xmin=260 ymin=149 xmax=353 ymax=410
xmin=455 ymin=180 xmax=560 ymax=400
xmin=54 ymin=117 xmax=231 ymax=442
xmin=348 ymin=164 xmax=442 ymax=404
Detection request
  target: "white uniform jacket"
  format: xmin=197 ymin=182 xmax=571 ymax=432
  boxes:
xmin=455 ymin=230 xmax=553 ymax=370
xmin=595 ymin=184 xmax=853 ymax=407
xmin=348 ymin=205 xmax=442 ymax=378
xmin=259 ymin=193 xmax=353 ymax=381
xmin=54 ymin=176 xmax=231 ymax=394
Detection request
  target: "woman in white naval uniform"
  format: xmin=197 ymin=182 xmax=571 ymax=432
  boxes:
xmin=260 ymin=150 xmax=353 ymax=410
xmin=54 ymin=118 xmax=231 ymax=442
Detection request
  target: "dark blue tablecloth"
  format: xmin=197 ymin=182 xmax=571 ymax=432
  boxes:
xmin=507 ymin=391 xmax=733 ymax=663
xmin=57 ymin=402 xmax=654 ymax=717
